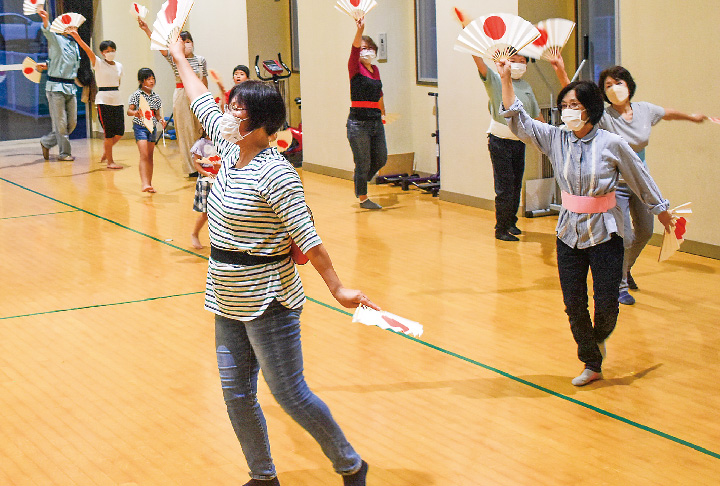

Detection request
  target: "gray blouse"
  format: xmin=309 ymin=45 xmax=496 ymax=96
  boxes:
xmin=501 ymin=97 xmax=669 ymax=249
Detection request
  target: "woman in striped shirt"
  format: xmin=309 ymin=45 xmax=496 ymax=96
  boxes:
xmin=169 ymin=39 xmax=375 ymax=486
xmin=497 ymin=59 xmax=673 ymax=387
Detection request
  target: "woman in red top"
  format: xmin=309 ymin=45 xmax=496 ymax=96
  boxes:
xmin=347 ymin=17 xmax=387 ymax=210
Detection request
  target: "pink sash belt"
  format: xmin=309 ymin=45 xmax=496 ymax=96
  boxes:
xmin=561 ymin=191 xmax=616 ymax=214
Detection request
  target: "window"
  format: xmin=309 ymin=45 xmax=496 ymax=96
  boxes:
xmin=415 ymin=0 xmax=437 ymax=85
xmin=290 ymin=0 xmax=300 ymax=72
xmin=577 ymin=0 xmax=618 ymax=83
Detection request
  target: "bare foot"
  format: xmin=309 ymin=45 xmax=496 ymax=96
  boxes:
xmin=141 ymin=185 xmax=156 ymax=193
xmin=191 ymin=234 xmax=203 ymax=249
xmin=106 ymin=162 xmax=123 ymax=170
xmin=101 ymin=154 xmax=107 ymax=163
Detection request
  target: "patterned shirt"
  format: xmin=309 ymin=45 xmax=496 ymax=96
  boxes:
xmin=41 ymin=26 xmax=80 ymax=96
xmin=501 ymin=97 xmax=669 ymax=249
xmin=190 ymin=92 xmax=321 ymax=321
xmin=128 ymin=89 xmax=162 ymax=128
xmin=165 ymin=53 xmax=208 ymax=83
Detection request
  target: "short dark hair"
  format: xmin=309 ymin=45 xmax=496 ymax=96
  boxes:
xmin=228 ymin=81 xmax=286 ymax=136
xmin=233 ymin=65 xmax=250 ymax=78
xmin=179 ymin=31 xmax=193 ymax=43
xmin=137 ymin=67 xmax=155 ymax=88
xmin=598 ymin=65 xmax=636 ymax=103
xmin=557 ymin=80 xmax=605 ymax=126
xmin=361 ymin=35 xmax=378 ymax=52
xmin=99 ymin=40 xmax=116 ymax=53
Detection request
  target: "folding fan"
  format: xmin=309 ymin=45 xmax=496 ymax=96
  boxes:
xmin=335 ymin=0 xmax=378 ymax=21
xmin=270 ymin=129 xmax=293 ymax=153
xmin=520 ymin=18 xmax=575 ymax=61
xmin=352 ymin=305 xmax=424 ymax=337
xmin=0 ymin=57 xmax=42 ymax=83
xmin=709 ymin=116 xmax=720 ymax=125
xmin=138 ymin=95 xmax=155 ymax=132
xmin=659 ymin=202 xmax=692 ymax=262
xmin=382 ymin=112 xmax=400 ymax=125
xmin=454 ymin=13 xmax=540 ymax=62
xmin=49 ymin=13 xmax=86 ymax=34
xmin=453 ymin=6 xmax=470 ymax=28
xmin=129 ymin=2 xmax=149 ymax=20
xmin=150 ymin=0 xmax=194 ymax=51
xmin=208 ymin=69 xmax=223 ymax=85
xmin=23 ymin=0 xmax=45 ymax=16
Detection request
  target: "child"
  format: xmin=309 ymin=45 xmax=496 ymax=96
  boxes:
xmin=70 ymin=34 xmax=124 ymax=169
xmin=190 ymin=131 xmax=221 ymax=249
xmin=127 ymin=68 xmax=165 ymax=192
xmin=210 ymin=64 xmax=250 ymax=106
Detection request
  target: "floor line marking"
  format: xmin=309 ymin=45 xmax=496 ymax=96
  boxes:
xmin=0 ymin=209 xmax=80 ymax=220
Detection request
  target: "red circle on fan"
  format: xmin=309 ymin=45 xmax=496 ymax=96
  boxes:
xmin=533 ymin=28 xmax=549 ymax=46
xmin=144 ymin=111 xmax=153 ymax=120
xmin=24 ymin=67 xmax=34 ymax=74
xmin=454 ymin=8 xmax=464 ymax=23
xmin=62 ymin=14 xmax=72 ymax=24
xmin=31 ymin=0 xmax=38 ymax=4
xmin=277 ymin=140 xmax=289 ymax=149
xmin=483 ymin=16 xmax=506 ymax=40
xmin=350 ymin=0 xmax=361 ymax=6
xmin=135 ymin=4 xmax=140 ymax=13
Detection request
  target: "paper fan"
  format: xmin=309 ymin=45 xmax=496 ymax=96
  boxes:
xmin=709 ymin=116 xmax=720 ymax=125
xmin=49 ymin=13 xmax=86 ymax=34
xmin=208 ymin=68 xmax=223 ymax=85
xmin=659 ymin=202 xmax=692 ymax=262
xmin=150 ymin=0 xmax=194 ymax=51
xmin=335 ymin=0 xmax=377 ymax=21
xmin=352 ymin=305 xmax=424 ymax=337
xmin=130 ymin=2 xmax=149 ymax=19
xmin=382 ymin=112 xmax=400 ymax=125
xmin=270 ymin=129 xmax=293 ymax=153
xmin=0 ymin=57 xmax=42 ymax=83
xmin=520 ymin=18 xmax=575 ymax=60
xmin=454 ymin=13 xmax=540 ymax=62
xmin=138 ymin=95 xmax=155 ymax=131
xmin=23 ymin=0 xmax=45 ymax=16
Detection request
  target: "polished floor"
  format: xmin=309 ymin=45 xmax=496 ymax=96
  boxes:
xmin=1 ymin=137 xmax=719 ymax=485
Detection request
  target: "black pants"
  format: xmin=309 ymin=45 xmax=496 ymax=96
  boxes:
xmin=557 ymin=234 xmax=624 ymax=372
xmin=488 ymin=134 xmax=525 ymax=232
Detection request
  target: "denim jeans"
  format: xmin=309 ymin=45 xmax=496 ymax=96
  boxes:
xmin=347 ymin=118 xmax=387 ymax=197
xmin=41 ymin=91 xmax=77 ymax=158
xmin=615 ymin=182 xmax=654 ymax=291
xmin=215 ymin=300 xmax=362 ymax=480
xmin=557 ymin=234 xmax=624 ymax=372
xmin=488 ymin=134 xmax=525 ymax=231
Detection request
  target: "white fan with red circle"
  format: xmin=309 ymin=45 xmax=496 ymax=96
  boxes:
xmin=270 ymin=130 xmax=293 ymax=153
xmin=150 ymin=0 xmax=194 ymax=51
xmin=49 ymin=13 xmax=86 ymax=34
xmin=454 ymin=13 xmax=540 ymax=62
xmin=138 ymin=95 xmax=155 ymax=132
xmin=0 ymin=57 xmax=42 ymax=84
xmin=519 ymin=18 xmax=575 ymax=61
xmin=23 ymin=0 xmax=45 ymax=16
xmin=335 ymin=0 xmax=377 ymax=21
xmin=129 ymin=2 xmax=149 ymax=20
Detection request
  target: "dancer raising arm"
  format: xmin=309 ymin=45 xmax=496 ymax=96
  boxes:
xmin=497 ymin=58 xmax=673 ymax=387
xmin=167 ymin=37 xmax=375 ymax=486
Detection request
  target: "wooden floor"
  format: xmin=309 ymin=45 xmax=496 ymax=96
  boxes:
xmin=1 ymin=137 xmax=719 ymax=486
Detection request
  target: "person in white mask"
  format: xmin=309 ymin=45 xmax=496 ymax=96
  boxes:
xmin=70 ymin=33 xmax=124 ymax=169
xmin=167 ymin=37 xmax=376 ymax=486
xmin=596 ymin=66 xmax=706 ymax=305
xmin=496 ymin=59 xmax=674 ymax=387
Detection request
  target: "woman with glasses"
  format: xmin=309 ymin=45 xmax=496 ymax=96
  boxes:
xmin=168 ymin=39 xmax=374 ymax=486
xmin=495 ymin=59 xmax=673 ymax=386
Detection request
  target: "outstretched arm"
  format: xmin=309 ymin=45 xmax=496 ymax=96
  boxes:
xmin=549 ymin=54 xmax=571 ymax=87
xmin=67 ymin=28 xmax=95 ymax=67
xmin=137 ymin=18 xmax=168 ymax=56
xmin=472 ymin=55 xmax=488 ymax=78
xmin=353 ymin=17 xmax=365 ymax=48
xmin=662 ymin=108 xmax=706 ymax=123
xmin=168 ymin=38 xmax=209 ymax=102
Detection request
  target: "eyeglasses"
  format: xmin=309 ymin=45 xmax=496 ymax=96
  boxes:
xmin=561 ymin=102 xmax=584 ymax=111
xmin=224 ymin=104 xmax=247 ymax=115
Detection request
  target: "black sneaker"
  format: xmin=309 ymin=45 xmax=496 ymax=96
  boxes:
xmin=508 ymin=225 xmax=521 ymax=235
xmin=188 ymin=171 xmax=199 ymax=178
xmin=495 ymin=230 xmax=519 ymax=242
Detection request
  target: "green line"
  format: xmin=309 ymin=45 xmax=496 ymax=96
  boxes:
xmin=0 ymin=291 xmax=204 ymax=321
xmin=0 ymin=209 xmax=79 ymax=220
xmin=3 ymin=176 xmax=719 ymax=462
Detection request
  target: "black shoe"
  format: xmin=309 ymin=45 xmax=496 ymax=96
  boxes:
xmin=508 ymin=225 xmax=521 ymax=235
xmin=343 ymin=461 xmax=368 ymax=486
xmin=495 ymin=230 xmax=519 ymax=242
xmin=188 ymin=171 xmax=199 ymax=178
xmin=627 ymin=272 xmax=638 ymax=290
xmin=243 ymin=478 xmax=280 ymax=486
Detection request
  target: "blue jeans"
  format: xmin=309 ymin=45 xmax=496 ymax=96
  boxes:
xmin=41 ymin=91 xmax=77 ymax=158
xmin=133 ymin=123 xmax=157 ymax=142
xmin=215 ymin=300 xmax=361 ymax=480
xmin=347 ymin=118 xmax=387 ymax=197
xmin=557 ymin=235 xmax=624 ymax=372
xmin=615 ymin=183 xmax=654 ymax=291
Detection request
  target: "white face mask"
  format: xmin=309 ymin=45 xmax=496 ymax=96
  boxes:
xmin=219 ymin=112 xmax=254 ymax=144
xmin=103 ymin=51 xmax=116 ymax=62
xmin=184 ymin=42 xmax=194 ymax=56
xmin=561 ymin=108 xmax=587 ymax=131
xmin=606 ymin=84 xmax=629 ymax=105
xmin=510 ymin=62 xmax=527 ymax=79
xmin=359 ymin=49 xmax=376 ymax=62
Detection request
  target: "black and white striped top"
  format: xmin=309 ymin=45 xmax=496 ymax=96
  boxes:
xmin=165 ymin=53 xmax=208 ymax=83
xmin=128 ymin=89 xmax=162 ymax=128
xmin=190 ymin=92 xmax=321 ymax=321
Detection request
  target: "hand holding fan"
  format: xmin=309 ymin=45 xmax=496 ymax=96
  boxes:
xmin=138 ymin=95 xmax=155 ymax=132
xmin=150 ymin=0 xmax=194 ymax=51
xmin=659 ymin=202 xmax=692 ymax=262
xmin=352 ymin=305 xmax=424 ymax=337
xmin=23 ymin=0 xmax=45 ymax=16
xmin=49 ymin=13 xmax=86 ymax=34
xmin=335 ymin=0 xmax=378 ymax=21
xmin=382 ymin=112 xmax=400 ymax=125
xmin=0 ymin=57 xmax=43 ymax=83
xmin=520 ymin=18 xmax=575 ymax=61
xmin=130 ymin=2 xmax=149 ymax=19
xmin=454 ymin=13 xmax=540 ymax=62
